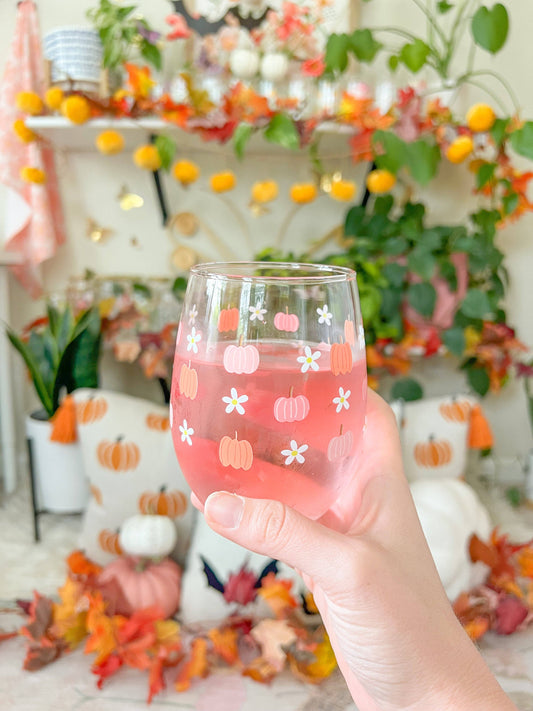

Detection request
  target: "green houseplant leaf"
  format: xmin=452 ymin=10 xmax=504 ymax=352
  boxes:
xmin=399 ymin=39 xmax=431 ymax=73
xmin=471 ymin=3 xmax=509 ymax=54
xmin=407 ymin=282 xmax=437 ymax=318
xmin=349 ymin=29 xmax=383 ymax=62
xmin=264 ymin=114 xmax=299 ymax=150
xmin=510 ymin=122 xmax=533 ymax=161
xmin=391 ymin=378 xmax=424 ymax=401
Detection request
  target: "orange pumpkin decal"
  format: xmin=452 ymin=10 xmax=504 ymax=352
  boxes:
xmin=273 ymin=387 xmax=310 ymax=423
xmin=97 ymin=437 xmax=141 ymax=472
xmin=179 ymin=361 xmax=198 ymax=400
xmin=98 ymin=528 xmax=123 ymax=555
xmin=217 ymin=307 xmax=240 ymax=332
xmin=219 ymin=432 xmax=253 ymax=471
xmin=139 ymin=486 xmax=188 ymax=517
xmin=274 ymin=310 xmax=299 ymax=332
xmin=439 ymin=398 xmax=472 ymax=423
xmin=344 ymin=319 xmax=356 ymax=346
xmin=327 ymin=425 xmax=354 ymax=462
xmin=223 ymin=344 xmax=260 ymax=374
xmin=90 ymin=483 xmax=103 ymax=506
xmin=331 ymin=342 xmax=353 ymax=376
xmin=146 ymin=412 xmax=170 ymax=431
xmin=76 ymin=396 xmax=108 ymax=424
xmin=414 ymin=436 xmax=453 ymax=468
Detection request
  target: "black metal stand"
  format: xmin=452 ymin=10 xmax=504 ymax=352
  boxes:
xmin=149 ymin=134 xmax=170 ymax=226
xmin=26 ymin=437 xmax=41 ymax=542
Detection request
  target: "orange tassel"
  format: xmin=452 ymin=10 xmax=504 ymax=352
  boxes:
xmin=468 ymin=404 xmax=494 ymax=450
xmin=49 ymin=395 xmax=78 ymax=444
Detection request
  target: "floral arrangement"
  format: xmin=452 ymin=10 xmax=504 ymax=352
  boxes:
xmin=1 ymin=529 xmax=533 ymax=703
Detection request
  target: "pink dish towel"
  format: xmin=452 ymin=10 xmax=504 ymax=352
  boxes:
xmin=0 ymin=0 xmax=65 ymax=298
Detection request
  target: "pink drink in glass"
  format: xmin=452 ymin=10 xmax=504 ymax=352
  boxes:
xmin=170 ymin=262 xmax=367 ymax=520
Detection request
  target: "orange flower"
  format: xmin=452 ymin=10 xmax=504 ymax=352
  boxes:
xmin=44 ymin=87 xmax=64 ymax=111
xmin=133 ymin=144 xmax=162 ymax=171
xmin=15 ymin=91 xmax=43 ymax=115
xmin=172 ymin=159 xmax=200 ymax=186
xmin=20 ymin=166 xmax=46 ymax=184
xmin=210 ymin=170 xmax=236 ymax=193
xmin=251 ymin=180 xmax=279 ymax=204
xmin=13 ymin=118 xmax=37 ymax=144
xmin=95 ymin=130 xmax=125 ymax=155
xmin=290 ymin=182 xmax=317 ymax=204
xmin=61 ymin=95 xmax=91 ymax=124
xmin=329 ymin=179 xmax=356 ymax=202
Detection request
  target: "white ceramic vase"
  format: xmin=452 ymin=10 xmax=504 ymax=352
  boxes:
xmin=229 ymin=48 xmax=260 ymax=80
xmin=26 ymin=410 xmax=89 ymax=513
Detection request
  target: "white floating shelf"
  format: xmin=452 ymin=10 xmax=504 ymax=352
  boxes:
xmin=0 ymin=251 xmax=24 ymax=267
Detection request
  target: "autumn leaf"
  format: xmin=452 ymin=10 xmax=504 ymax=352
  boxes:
xmin=223 ymin=82 xmax=272 ymax=124
xmin=301 ymin=633 xmax=337 ymax=681
xmin=517 ymin=547 xmax=533 ymax=578
xmin=181 ymin=73 xmax=215 ymax=116
xmin=258 ymin=573 xmax=298 ymax=618
xmin=66 ymin=550 xmax=102 ymax=578
xmin=85 ymin=594 xmax=126 ymax=666
xmin=125 ymin=63 xmax=156 ymax=99
xmin=175 ymin=637 xmax=209 ymax=691
xmin=208 ymin=626 xmax=239 ymax=665
xmin=250 ymin=618 xmax=296 ymax=671
xmin=20 ymin=592 xmax=54 ymax=643
xmin=23 ymin=637 xmax=63 ymax=671
xmin=52 ymin=576 xmax=88 ymax=649
xmin=92 ymin=653 xmax=123 ymax=689
xmin=242 ymin=656 xmax=278 ymax=683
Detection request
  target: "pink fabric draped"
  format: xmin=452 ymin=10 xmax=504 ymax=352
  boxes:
xmin=0 ymin=0 xmax=65 ymax=298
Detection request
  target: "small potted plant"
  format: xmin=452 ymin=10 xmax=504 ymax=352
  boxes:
xmin=7 ymin=304 xmax=101 ymax=512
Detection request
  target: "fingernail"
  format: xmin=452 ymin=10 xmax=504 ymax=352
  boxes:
xmin=205 ymin=492 xmax=244 ymax=529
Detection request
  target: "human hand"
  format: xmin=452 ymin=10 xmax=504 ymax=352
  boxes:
xmin=194 ymin=390 xmax=516 ymax=711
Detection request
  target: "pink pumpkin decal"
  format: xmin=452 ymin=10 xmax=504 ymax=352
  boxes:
xmin=97 ymin=556 xmax=181 ymax=619
xmin=274 ymin=387 xmax=310 ymax=423
xmin=274 ymin=310 xmax=299 ymax=332
xmin=223 ymin=344 xmax=260 ymax=374
xmin=327 ymin=426 xmax=354 ymax=462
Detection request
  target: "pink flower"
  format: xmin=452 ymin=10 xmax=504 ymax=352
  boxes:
xmin=223 ymin=566 xmax=258 ymax=606
xmin=301 ymin=55 xmax=325 ymax=77
xmin=165 ymin=13 xmax=191 ymax=40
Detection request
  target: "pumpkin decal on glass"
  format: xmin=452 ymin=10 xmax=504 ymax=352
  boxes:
xmin=98 ymin=528 xmax=123 ymax=555
xmin=223 ymin=343 xmax=260 ymax=374
xmin=146 ymin=412 xmax=170 ymax=431
xmin=97 ymin=437 xmax=141 ymax=472
xmin=76 ymin=396 xmax=108 ymax=424
xmin=274 ymin=309 xmax=299 ymax=333
xmin=90 ymin=483 xmax=103 ymax=506
xmin=327 ymin=425 xmax=354 ymax=462
xmin=97 ymin=556 xmax=181 ymax=619
xmin=414 ymin=436 xmax=453 ymax=468
xmin=331 ymin=341 xmax=353 ymax=376
xmin=344 ymin=319 xmax=356 ymax=346
xmin=139 ymin=486 xmax=188 ymax=517
xmin=217 ymin=307 xmax=240 ymax=333
xmin=274 ymin=387 xmax=310 ymax=423
xmin=219 ymin=432 xmax=253 ymax=471
xmin=119 ymin=514 xmax=177 ymax=558
xmin=179 ymin=361 xmax=198 ymax=400
xmin=439 ymin=399 xmax=472 ymax=423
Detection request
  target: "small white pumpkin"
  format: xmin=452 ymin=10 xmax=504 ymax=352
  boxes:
xmin=119 ymin=514 xmax=177 ymax=558
xmin=229 ymin=48 xmax=260 ymax=79
xmin=260 ymin=52 xmax=289 ymax=82
xmin=410 ymin=478 xmax=492 ymax=601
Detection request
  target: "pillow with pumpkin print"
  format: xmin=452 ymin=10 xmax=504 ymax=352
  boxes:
xmin=394 ymin=394 xmax=478 ymax=482
xmin=73 ymin=388 xmax=194 ymax=566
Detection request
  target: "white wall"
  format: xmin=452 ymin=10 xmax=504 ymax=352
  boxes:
xmin=1 ymin=0 xmax=532 ymax=470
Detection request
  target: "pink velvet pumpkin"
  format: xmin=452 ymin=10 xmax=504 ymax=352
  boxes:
xmin=98 ymin=556 xmax=181 ymax=619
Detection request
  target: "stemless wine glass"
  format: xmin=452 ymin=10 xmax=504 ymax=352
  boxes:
xmin=170 ymin=262 xmax=367 ymax=520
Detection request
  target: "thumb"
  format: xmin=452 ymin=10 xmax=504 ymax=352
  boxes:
xmin=203 ymin=491 xmax=347 ymax=589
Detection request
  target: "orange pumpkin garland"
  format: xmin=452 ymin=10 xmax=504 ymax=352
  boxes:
xmin=414 ymin=436 xmax=453 ymax=468
xmin=98 ymin=528 xmax=123 ymax=555
xmin=97 ymin=437 xmax=141 ymax=472
xmin=146 ymin=412 xmax=170 ymax=431
xmin=138 ymin=486 xmax=188 ymax=517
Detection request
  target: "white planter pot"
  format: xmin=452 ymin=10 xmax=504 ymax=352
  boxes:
xmin=26 ymin=411 xmax=89 ymax=513
xmin=260 ymin=52 xmax=289 ymax=82
xmin=229 ymin=49 xmax=259 ymax=80
xmin=43 ymin=27 xmax=102 ymax=87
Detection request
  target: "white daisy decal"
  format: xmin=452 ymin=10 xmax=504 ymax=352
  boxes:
xmin=333 ymin=387 xmax=351 ymax=413
xmin=249 ymin=301 xmax=267 ymax=322
xmin=188 ymin=304 xmax=198 ymax=326
xmin=222 ymin=387 xmax=248 ymax=415
xmin=317 ymin=304 xmax=332 ymax=326
xmin=186 ymin=327 xmax=202 ymax=354
xmin=281 ymin=440 xmax=308 ymax=465
xmin=179 ymin=419 xmax=194 ymax=446
xmin=297 ymin=346 xmax=321 ymax=373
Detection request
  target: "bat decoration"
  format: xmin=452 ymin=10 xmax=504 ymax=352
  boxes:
xmin=200 ymin=556 xmax=279 ymax=606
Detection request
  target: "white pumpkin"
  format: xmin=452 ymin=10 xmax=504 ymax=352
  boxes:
xmin=410 ymin=478 xmax=492 ymax=601
xmin=260 ymin=52 xmax=289 ymax=82
xmin=229 ymin=49 xmax=260 ymax=79
xmin=119 ymin=514 xmax=177 ymax=558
